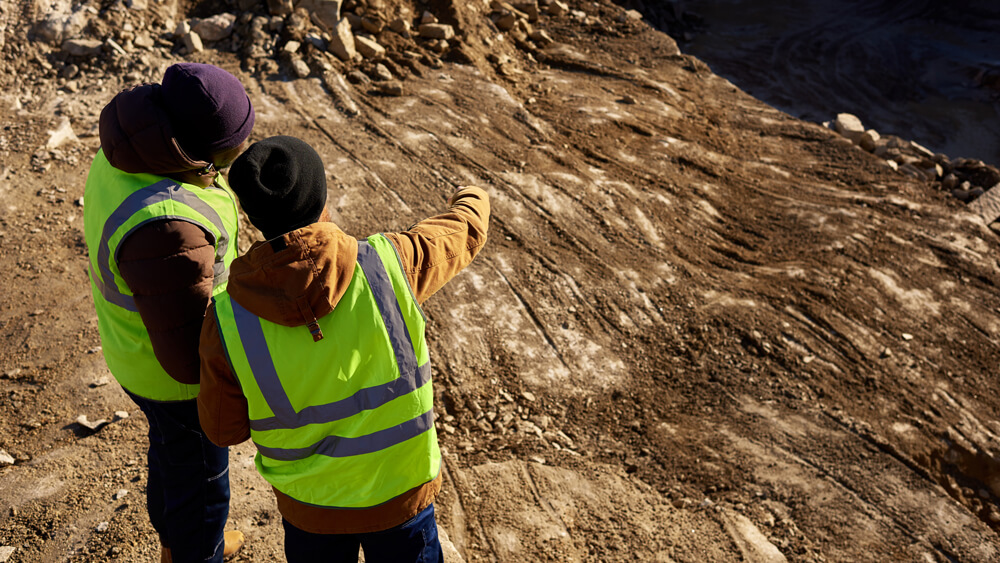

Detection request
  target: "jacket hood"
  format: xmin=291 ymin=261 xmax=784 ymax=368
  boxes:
xmin=226 ymin=222 xmax=359 ymax=329
xmin=99 ymin=83 xmax=210 ymax=175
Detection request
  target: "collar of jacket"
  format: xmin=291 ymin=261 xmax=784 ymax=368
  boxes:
xmin=227 ymin=222 xmax=359 ymax=328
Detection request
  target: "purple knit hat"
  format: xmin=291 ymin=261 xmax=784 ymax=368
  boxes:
xmin=160 ymin=63 xmax=255 ymax=161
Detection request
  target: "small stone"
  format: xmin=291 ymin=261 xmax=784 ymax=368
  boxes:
xmin=114 ymin=489 xmax=129 ymax=500
xmin=880 ymin=347 xmax=892 ymax=358
xmin=618 ymin=94 xmax=637 ymax=105
xmin=941 ymin=173 xmax=959 ymax=190
xmin=952 ymin=188 xmax=971 ymax=202
xmin=313 ymin=0 xmax=344 ymax=30
xmin=62 ymin=39 xmax=104 ymax=57
xmin=0 ymin=450 xmax=14 ymax=467
xmin=901 ymin=333 xmax=913 ymax=341
xmin=547 ymin=1 xmax=568 ymax=16
xmin=529 ymin=456 xmax=546 ymax=464
xmin=96 ymin=522 xmax=109 ymax=533
xmin=90 ymin=376 xmax=110 ymax=387
xmin=291 ymin=59 xmax=311 ymax=78
xmin=377 ymin=81 xmax=404 ymax=96
xmin=175 ymin=21 xmax=191 ymax=37
xmin=529 ymin=29 xmax=553 ymax=46
xmin=328 ymin=19 xmax=356 ymax=61
xmin=910 ymin=140 xmax=935 ymax=159
xmin=373 ymin=63 xmax=393 ymax=81
xmin=620 ymin=9 xmax=642 ymax=21
xmin=133 ymin=32 xmax=155 ymax=49
xmin=388 ymin=18 xmax=411 ymax=37
xmin=476 ymin=419 xmax=494 ymax=432
xmin=355 ymin=35 xmax=386 ymax=59
xmin=182 ymin=31 xmax=204 ymax=53
xmin=193 ymin=13 xmax=236 ymax=41
xmin=77 ymin=414 xmax=109 ymax=432
xmin=266 ymin=0 xmax=293 ymax=16
xmin=346 ymin=70 xmax=371 ymax=85
xmin=885 ymin=160 xmax=898 ymax=171
xmin=520 ymin=391 xmax=536 ymax=402
xmin=0 ymin=546 xmax=16 ymax=562
xmin=858 ymin=129 xmax=880 ymax=152
xmin=419 ymin=23 xmax=454 ymax=40
xmin=421 ymin=11 xmax=437 ymax=24
xmin=114 ymin=411 xmax=129 ymax=419
xmin=361 ymin=17 xmax=384 ymax=34
xmin=45 ymin=117 xmax=80 ymax=150
xmin=833 ymin=113 xmax=864 ymax=142
xmin=494 ymin=12 xmax=517 ymax=31
xmin=514 ymin=1 xmax=540 ymax=21
xmin=283 ymin=40 xmax=301 ymax=54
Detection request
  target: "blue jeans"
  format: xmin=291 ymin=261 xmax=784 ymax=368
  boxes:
xmin=127 ymin=391 xmax=230 ymax=562
xmin=282 ymin=503 xmax=444 ymax=563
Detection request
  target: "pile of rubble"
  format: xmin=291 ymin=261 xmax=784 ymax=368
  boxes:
xmin=25 ymin=0 xmax=595 ymax=97
xmin=830 ymin=113 xmax=1000 ymax=203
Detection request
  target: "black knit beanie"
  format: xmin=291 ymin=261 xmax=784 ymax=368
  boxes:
xmin=228 ymin=136 xmax=327 ymax=240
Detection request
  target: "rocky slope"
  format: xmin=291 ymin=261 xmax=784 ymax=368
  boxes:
xmin=1 ymin=0 xmax=1000 ymax=561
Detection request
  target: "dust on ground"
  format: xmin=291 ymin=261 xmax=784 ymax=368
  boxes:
xmin=1 ymin=0 xmax=1000 ymax=561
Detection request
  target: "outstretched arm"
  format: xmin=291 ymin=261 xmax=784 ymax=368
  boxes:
xmin=384 ymin=187 xmax=490 ymax=304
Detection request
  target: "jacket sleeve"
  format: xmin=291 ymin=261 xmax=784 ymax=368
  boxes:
xmin=383 ymin=186 xmax=490 ymax=304
xmin=117 ymin=219 xmax=216 ymax=385
xmin=198 ymin=305 xmax=251 ymax=446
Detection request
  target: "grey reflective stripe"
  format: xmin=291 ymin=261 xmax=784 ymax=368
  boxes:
xmin=255 ymin=409 xmax=434 ymax=461
xmin=250 ymin=362 xmax=431 ymax=432
xmin=94 ymin=179 xmax=232 ymax=311
xmin=355 ymin=241 xmax=419 ymax=379
xmin=245 ymin=241 xmax=426 ymax=431
xmin=231 ymin=298 xmax=297 ymax=422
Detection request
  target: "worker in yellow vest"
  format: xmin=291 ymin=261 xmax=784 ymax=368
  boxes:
xmin=84 ymin=63 xmax=252 ymax=562
xmin=197 ymin=136 xmax=490 ymax=562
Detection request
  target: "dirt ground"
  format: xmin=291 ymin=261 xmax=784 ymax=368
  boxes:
xmin=2 ymin=0 xmax=1000 ymax=561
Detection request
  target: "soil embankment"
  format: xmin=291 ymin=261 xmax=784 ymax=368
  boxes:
xmin=1 ymin=0 xmax=999 ymax=561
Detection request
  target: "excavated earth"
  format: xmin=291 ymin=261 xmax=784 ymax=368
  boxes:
xmin=2 ymin=0 xmax=1000 ymax=561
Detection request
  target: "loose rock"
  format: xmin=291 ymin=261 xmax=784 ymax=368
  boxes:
xmin=833 ymin=113 xmax=864 ymax=143
xmin=355 ymin=36 xmax=385 ymax=59
xmin=328 ymin=19 xmax=356 ymax=61
xmin=373 ymin=63 xmax=393 ymax=81
xmin=61 ymin=38 xmax=103 ymax=57
xmin=388 ymin=18 xmax=411 ymax=37
xmin=0 ymin=450 xmax=14 ymax=467
xmin=77 ymin=414 xmax=108 ymax=432
xmin=0 ymin=546 xmax=15 ymax=562
xmin=377 ymin=80 xmax=403 ymax=96
xmin=114 ymin=489 xmax=128 ymax=500
xmin=193 ymin=13 xmax=236 ymax=41
xmin=313 ymin=0 xmax=344 ymax=31
xmin=182 ymin=31 xmax=204 ymax=53
xmin=292 ymin=58 xmax=311 ymax=78
xmin=419 ymin=23 xmax=455 ymax=40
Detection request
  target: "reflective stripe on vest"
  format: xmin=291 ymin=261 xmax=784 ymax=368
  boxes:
xmin=213 ymin=234 xmax=439 ymax=508
xmin=92 ymin=179 xmax=233 ymax=312
xmin=231 ymin=241 xmax=429 ymax=456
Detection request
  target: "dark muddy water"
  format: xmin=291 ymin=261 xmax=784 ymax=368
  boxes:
xmin=669 ymin=0 xmax=1000 ymax=164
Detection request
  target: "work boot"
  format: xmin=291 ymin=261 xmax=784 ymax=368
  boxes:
xmin=223 ymin=530 xmax=246 ymax=559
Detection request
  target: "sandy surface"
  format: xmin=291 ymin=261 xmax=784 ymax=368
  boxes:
xmin=1 ymin=0 xmax=999 ymax=561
